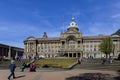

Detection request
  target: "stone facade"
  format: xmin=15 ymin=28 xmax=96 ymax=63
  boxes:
xmin=24 ymin=18 xmax=120 ymax=58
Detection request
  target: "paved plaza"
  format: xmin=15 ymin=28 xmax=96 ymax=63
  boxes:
xmin=0 ymin=59 xmax=120 ymax=80
xmin=0 ymin=68 xmax=119 ymax=80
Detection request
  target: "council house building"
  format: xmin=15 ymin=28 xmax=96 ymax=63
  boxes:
xmin=24 ymin=18 xmax=120 ymax=59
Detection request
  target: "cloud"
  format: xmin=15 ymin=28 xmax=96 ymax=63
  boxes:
xmin=88 ymin=22 xmax=106 ymax=34
xmin=0 ymin=21 xmax=42 ymax=48
xmin=0 ymin=22 xmax=39 ymax=37
xmin=0 ymin=26 xmax=8 ymax=31
xmin=82 ymin=22 xmax=119 ymax=36
xmin=32 ymin=11 xmax=59 ymax=28
xmin=66 ymin=11 xmax=82 ymax=17
xmin=47 ymin=31 xmax=60 ymax=37
xmin=70 ymin=12 xmax=82 ymax=16
xmin=111 ymin=13 xmax=120 ymax=18
xmin=32 ymin=10 xmax=60 ymax=19
xmin=0 ymin=20 xmax=63 ymax=48
xmin=113 ymin=1 xmax=120 ymax=9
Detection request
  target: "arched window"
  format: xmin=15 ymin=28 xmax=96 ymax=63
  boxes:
xmin=66 ymin=35 xmax=76 ymax=49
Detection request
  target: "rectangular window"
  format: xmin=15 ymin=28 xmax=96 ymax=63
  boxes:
xmin=94 ymin=48 xmax=96 ymax=51
xmin=90 ymin=45 xmax=92 ymax=48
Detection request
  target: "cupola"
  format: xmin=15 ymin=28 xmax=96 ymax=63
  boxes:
xmin=67 ymin=17 xmax=79 ymax=33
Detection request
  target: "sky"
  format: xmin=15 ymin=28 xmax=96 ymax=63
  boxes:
xmin=0 ymin=0 xmax=120 ymax=48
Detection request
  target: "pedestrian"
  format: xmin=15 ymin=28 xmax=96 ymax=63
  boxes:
xmin=29 ymin=63 xmax=36 ymax=72
xmin=16 ymin=56 xmax=20 ymax=61
xmin=20 ymin=62 xmax=26 ymax=72
xmin=78 ymin=57 xmax=82 ymax=64
xmin=89 ymin=55 xmax=93 ymax=63
xmin=109 ymin=56 xmax=113 ymax=64
xmin=8 ymin=60 xmax=16 ymax=80
xmin=29 ymin=63 xmax=33 ymax=72
xmin=32 ymin=63 xmax=36 ymax=72
xmin=102 ymin=57 xmax=106 ymax=64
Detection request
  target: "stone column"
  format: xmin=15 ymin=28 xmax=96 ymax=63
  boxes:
xmin=27 ymin=43 xmax=30 ymax=53
xmin=68 ymin=52 xmax=69 ymax=58
xmin=0 ymin=47 xmax=1 ymax=54
xmin=76 ymin=53 xmax=78 ymax=58
xmin=72 ymin=53 xmax=73 ymax=57
xmin=27 ymin=43 xmax=28 ymax=53
xmin=5 ymin=48 xmax=7 ymax=57
xmin=8 ymin=46 xmax=11 ymax=59
xmin=15 ymin=51 xmax=18 ymax=58
xmin=2 ymin=48 xmax=4 ymax=56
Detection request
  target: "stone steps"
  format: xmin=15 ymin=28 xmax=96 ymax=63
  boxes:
xmin=0 ymin=59 xmax=32 ymax=69
xmin=73 ymin=59 xmax=120 ymax=70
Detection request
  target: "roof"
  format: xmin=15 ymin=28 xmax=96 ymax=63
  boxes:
xmin=26 ymin=36 xmax=35 ymax=39
xmin=36 ymin=35 xmax=110 ymax=41
xmin=83 ymin=35 xmax=110 ymax=39
xmin=37 ymin=37 xmax=60 ymax=41
xmin=112 ymin=29 xmax=120 ymax=36
xmin=0 ymin=43 xmax=24 ymax=50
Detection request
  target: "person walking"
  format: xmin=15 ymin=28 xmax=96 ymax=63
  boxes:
xmin=20 ymin=62 xmax=26 ymax=72
xmin=78 ymin=57 xmax=82 ymax=64
xmin=109 ymin=56 xmax=113 ymax=64
xmin=8 ymin=60 xmax=16 ymax=80
xmin=102 ymin=57 xmax=106 ymax=64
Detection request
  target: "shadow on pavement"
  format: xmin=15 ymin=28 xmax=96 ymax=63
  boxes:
xmin=15 ymin=75 xmax=26 ymax=79
xmin=66 ymin=73 xmax=119 ymax=80
xmin=115 ymin=70 xmax=120 ymax=80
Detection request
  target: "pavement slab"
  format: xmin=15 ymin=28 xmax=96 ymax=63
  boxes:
xmin=0 ymin=69 xmax=119 ymax=80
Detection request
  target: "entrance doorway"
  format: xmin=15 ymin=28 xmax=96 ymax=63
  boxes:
xmin=78 ymin=53 xmax=81 ymax=57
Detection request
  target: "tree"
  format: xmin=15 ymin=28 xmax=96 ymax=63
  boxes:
xmin=99 ymin=37 xmax=113 ymax=58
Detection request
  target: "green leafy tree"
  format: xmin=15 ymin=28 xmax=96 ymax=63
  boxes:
xmin=99 ymin=37 xmax=113 ymax=58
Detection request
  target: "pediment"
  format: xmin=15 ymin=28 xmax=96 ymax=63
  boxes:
xmin=26 ymin=36 xmax=36 ymax=40
xmin=111 ymin=35 xmax=120 ymax=37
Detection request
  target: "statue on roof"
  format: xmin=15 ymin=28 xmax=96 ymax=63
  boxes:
xmin=42 ymin=32 xmax=48 ymax=38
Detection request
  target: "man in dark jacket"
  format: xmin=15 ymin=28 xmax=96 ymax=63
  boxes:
xmin=8 ymin=60 xmax=16 ymax=80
